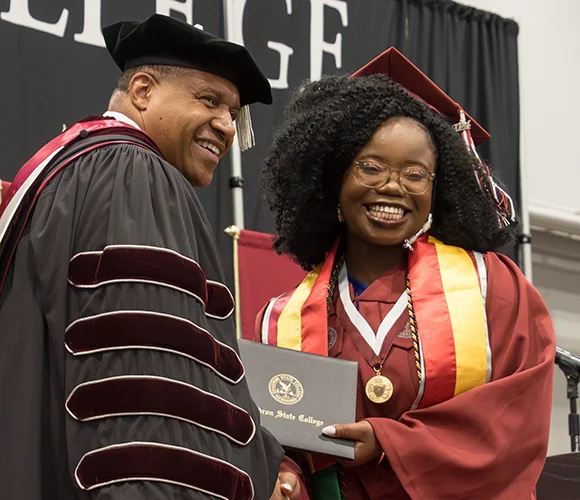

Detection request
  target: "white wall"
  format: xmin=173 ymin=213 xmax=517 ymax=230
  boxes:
xmin=457 ymin=0 xmax=580 ymax=457
xmin=458 ymin=0 xmax=580 ymax=213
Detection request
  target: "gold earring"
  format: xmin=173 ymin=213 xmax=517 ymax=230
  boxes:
xmin=337 ymin=205 xmax=344 ymax=222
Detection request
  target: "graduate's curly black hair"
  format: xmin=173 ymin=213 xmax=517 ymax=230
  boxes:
xmin=263 ymin=75 xmax=519 ymax=270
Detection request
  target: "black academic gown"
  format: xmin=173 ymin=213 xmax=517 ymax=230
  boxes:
xmin=0 ymin=134 xmax=283 ymax=499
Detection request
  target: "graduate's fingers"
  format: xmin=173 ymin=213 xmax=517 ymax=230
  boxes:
xmin=278 ymin=471 xmax=301 ymax=499
xmin=322 ymin=421 xmax=374 ymax=442
xmin=270 ymin=479 xmax=284 ymax=500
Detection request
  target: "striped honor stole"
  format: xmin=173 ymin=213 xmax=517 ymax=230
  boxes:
xmin=261 ymin=235 xmax=490 ymax=408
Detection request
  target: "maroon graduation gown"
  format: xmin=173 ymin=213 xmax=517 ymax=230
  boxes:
xmin=265 ymin=252 xmax=554 ymax=499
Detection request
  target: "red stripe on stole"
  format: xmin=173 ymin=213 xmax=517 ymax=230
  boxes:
xmin=267 ymin=292 xmax=294 ymax=346
xmin=299 ymin=254 xmax=336 ymax=356
xmin=409 ymin=237 xmax=457 ymax=408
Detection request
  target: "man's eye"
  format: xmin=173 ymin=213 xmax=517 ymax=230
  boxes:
xmin=230 ymin=111 xmax=238 ymax=122
xmin=201 ymin=96 xmax=218 ymax=107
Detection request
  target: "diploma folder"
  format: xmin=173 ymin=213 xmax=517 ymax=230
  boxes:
xmin=237 ymin=339 xmax=357 ymax=459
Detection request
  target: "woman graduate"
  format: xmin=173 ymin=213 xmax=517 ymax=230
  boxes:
xmin=260 ymin=48 xmax=555 ymax=500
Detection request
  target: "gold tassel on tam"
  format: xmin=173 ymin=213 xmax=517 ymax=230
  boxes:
xmin=236 ymin=105 xmax=255 ymax=151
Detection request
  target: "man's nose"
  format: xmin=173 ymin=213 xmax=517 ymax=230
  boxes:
xmin=211 ymin=109 xmax=236 ymax=139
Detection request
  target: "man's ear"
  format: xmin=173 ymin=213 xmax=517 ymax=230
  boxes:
xmin=128 ymin=72 xmax=157 ymax=111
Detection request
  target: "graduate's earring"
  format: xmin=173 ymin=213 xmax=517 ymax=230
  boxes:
xmin=337 ymin=204 xmax=345 ymax=222
xmin=403 ymin=213 xmax=432 ymax=251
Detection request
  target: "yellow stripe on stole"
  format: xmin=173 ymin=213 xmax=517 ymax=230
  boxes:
xmin=277 ymin=265 xmax=322 ymax=351
xmin=430 ymin=237 xmax=487 ymax=396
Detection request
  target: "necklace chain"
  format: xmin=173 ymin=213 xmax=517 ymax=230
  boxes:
xmin=326 ymin=255 xmax=345 ymax=314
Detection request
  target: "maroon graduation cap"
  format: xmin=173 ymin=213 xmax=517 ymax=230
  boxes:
xmin=352 ymin=47 xmax=515 ymax=226
xmin=351 ymin=46 xmax=490 ymax=146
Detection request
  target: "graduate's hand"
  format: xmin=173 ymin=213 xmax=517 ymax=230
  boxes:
xmin=269 ymin=471 xmax=301 ymax=499
xmin=322 ymin=420 xmax=382 ymax=467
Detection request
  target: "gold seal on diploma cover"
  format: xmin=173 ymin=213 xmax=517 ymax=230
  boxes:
xmin=365 ymin=374 xmax=393 ymax=403
xmin=269 ymin=374 xmax=304 ymax=405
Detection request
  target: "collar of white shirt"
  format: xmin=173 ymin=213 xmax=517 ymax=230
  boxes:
xmin=102 ymin=111 xmax=141 ymax=130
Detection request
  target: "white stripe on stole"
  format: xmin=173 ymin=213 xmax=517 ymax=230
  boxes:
xmin=473 ymin=251 xmax=491 ymax=382
xmin=261 ymin=297 xmax=279 ymax=344
xmin=0 ymin=147 xmax=64 ymax=245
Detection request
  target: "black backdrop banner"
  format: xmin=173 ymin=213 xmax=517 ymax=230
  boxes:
xmin=0 ymin=0 xmax=520 ymax=283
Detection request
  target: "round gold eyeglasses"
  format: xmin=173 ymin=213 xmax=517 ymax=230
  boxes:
xmin=353 ymin=160 xmax=435 ymax=195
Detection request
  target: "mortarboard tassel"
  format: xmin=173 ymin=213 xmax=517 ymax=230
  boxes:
xmin=455 ymin=110 xmax=516 ymax=228
xmin=236 ymin=105 xmax=255 ymax=152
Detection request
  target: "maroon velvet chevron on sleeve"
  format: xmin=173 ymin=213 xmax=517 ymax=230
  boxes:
xmin=68 ymin=245 xmax=234 ymax=319
xmin=75 ymin=442 xmax=254 ymax=499
xmin=66 ymin=376 xmax=255 ymax=445
xmin=65 ymin=310 xmax=244 ymax=383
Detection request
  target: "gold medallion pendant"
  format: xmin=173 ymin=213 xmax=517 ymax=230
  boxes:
xmin=365 ymin=373 xmax=393 ymax=404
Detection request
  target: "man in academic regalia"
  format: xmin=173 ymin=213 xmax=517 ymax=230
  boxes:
xmin=0 ymin=14 xmax=284 ymax=500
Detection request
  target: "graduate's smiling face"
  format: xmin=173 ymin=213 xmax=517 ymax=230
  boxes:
xmin=132 ymin=69 xmax=240 ymax=187
xmin=339 ymin=117 xmax=436 ymax=247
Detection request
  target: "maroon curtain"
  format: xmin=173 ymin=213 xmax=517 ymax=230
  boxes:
xmin=237 ymin=229 xmax=306 ymax=339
